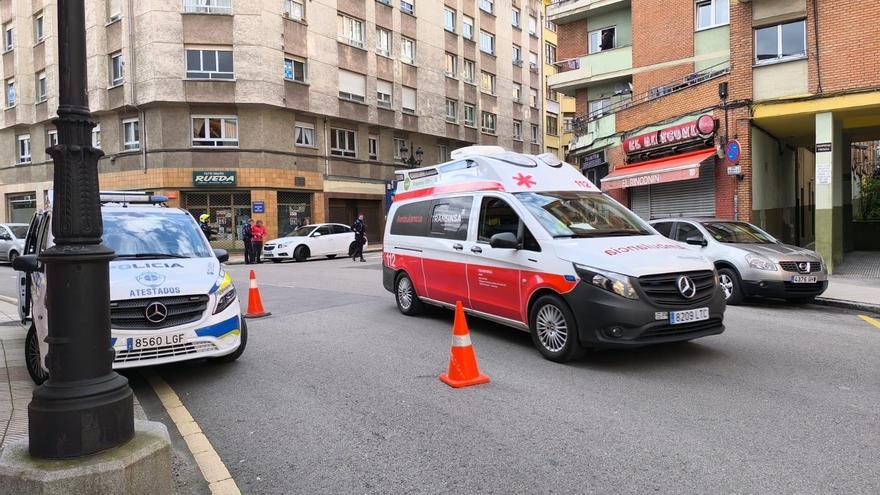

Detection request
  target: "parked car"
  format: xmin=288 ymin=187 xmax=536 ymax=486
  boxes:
xmin=649 ymin=218 xmax=827 ymax=305
xmin=263 ymin=223 xmax=366 ymax=262
xmin=0 ymin=223 xmax=28 ymax=263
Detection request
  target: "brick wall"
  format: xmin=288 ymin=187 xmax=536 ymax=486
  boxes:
xmin=616 ymin=75 xmax=728 ymax=133
xmin=556 ymin=19 xmax=588 ymax=61
xmin=727 ymin=0 xmax=752 ymax=101
xmin=811 ymin=0 xmax=880 ymax=94
xmin=630 ymin=0 xmax=695 ymax=95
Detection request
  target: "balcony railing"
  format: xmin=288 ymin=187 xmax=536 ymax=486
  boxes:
xmin=183 ymin=0 xmax=232 ymax=14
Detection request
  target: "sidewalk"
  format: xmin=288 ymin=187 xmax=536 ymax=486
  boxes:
xmin=226 ymin=244 xmax=384 ymax=265
xmin=0 ymin=298 xmax=31 ymax=450
xmin=816 ymin=277 xmax=880 ymax=314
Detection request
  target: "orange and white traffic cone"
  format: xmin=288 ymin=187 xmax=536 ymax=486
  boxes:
xmin=243 ymin=270 xmax=271 ymax=319
xmin=439 ymin=301 xmax=490 ymax=388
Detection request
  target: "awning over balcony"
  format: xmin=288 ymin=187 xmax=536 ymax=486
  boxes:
xmin=601 ymin=148 xmax=716 ymax=191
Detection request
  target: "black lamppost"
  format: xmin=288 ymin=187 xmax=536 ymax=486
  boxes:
xmin=400 ymin=145 xmax=423 ymax=167
xmin=28 ymin=0 xmax=134 ymax=458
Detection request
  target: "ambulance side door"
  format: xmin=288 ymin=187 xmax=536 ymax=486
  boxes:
xmin=419 ymin=196 xmax=474 ymax=307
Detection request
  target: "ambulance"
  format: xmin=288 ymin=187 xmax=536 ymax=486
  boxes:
xmin=15 ymin=192 xmax=246 ymax=384
xmin=382 ymin=146 xmax=726 ymax=362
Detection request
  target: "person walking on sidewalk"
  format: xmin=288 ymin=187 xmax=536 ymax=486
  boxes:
xmin=251 ymin=220 xmax=267 ymax=264
xmin=242 ymin=219 xmax=254 ymax=264
xmin=352 ymin=214 xmax=366 ymax=262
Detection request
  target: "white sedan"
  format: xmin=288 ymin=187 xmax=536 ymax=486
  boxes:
xmin=262 ymin=223 xmax=366 ymax=262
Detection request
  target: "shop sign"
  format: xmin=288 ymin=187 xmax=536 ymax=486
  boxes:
xmin=602 ymin=167 xmax=700 ymax=191
xmin=623 ymin=115 xmax=716 ymax=155
xmin=581 ymin=150 xmax=606 ymax=170
xmin=193 ymin=171 xmax=236 ymax=187
xmin=252 ymin=201 xmax=265 ymax=213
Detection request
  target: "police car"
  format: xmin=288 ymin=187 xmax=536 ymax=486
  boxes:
xmin=16 ymin=192 xmax=246 ymax=384
xmin=383 ymin=146 xmax=726 ymax=362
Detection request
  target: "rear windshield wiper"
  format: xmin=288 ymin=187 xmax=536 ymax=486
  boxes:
xmin=115 ymin=253 xmax=190 ymax=259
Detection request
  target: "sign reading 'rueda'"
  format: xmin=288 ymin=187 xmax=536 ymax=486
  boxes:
xmin=623 ymin=115 xmax=716 ymax=154
xmin=193 ymin=171 xmax=236 ymax=186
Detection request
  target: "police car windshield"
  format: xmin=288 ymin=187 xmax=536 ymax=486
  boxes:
xmin=702 ymin=221 xmax=776 ymax=244
xmin=103 ymin=211 xmax=213 ymax=259
xmin=515 ymin=191 xmax=652 ymax=238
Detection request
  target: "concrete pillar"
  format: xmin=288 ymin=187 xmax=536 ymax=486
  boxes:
xmin=814 ymin=112 xmax=844 ymax=273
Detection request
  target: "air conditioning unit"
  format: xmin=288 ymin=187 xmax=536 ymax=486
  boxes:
xmin=282 ymin=11 xmax=290 ymax=18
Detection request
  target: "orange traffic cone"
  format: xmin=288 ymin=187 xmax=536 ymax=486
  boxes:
xmin=243 ymin=270 xmax=271 ymax=318
xmin=439 ymin=301 xmax=490 ymax=388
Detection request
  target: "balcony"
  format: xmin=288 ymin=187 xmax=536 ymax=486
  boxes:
xmin=547 ymin=0 xmax=631 ymax=23
xmin=548 ymin=45 xmax=632 ymax=94
xmin=568 ymin=113 xmax=616 ymax=152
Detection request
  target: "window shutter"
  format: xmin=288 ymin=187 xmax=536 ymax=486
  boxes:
xmin=377 ymin=79 xmax=393 ymax=96
xmin=402 ymin=87 xmax=416 ymax=110
xmin=339 ymin=70 xmax=366 ymax=98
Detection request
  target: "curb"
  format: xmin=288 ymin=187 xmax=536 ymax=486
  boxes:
xmin=814 ymin=297 xmax=880 ymax=315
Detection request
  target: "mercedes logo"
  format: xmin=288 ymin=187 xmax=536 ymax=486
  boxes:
xmin=677 ymin=275 xmax=697 ymax=299
xmin=144 ymin=302 xmax=168 ymax=324
xmin=798 ymin=262 xmax=809 ymax=273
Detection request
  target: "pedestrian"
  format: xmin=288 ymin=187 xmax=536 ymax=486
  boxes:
xmin=242 ymin=219 xmax=254 ymax=264
xmin=251 ymin=220 xmax=267 ymax=264
xmin=351 ymin=213 xmax=366 ymax=262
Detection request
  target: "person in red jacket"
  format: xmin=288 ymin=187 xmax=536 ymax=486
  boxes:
xmin=251 ymin=220 xmax=267 ymax=264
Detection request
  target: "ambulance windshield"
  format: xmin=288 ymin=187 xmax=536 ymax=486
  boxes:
xmin=515 ymin=191 xmax=652 ymax=238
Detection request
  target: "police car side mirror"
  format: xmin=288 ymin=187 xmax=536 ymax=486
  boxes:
xmin=312 ymin=232 xmax=322 ymax=237
xmin=686 ymin=236 xmax=708 ymax=247
xmin=12 ymin=254 xmax=39 ymax=273
xmin=489 ymin=232 xmax=519 ymax=250
xmin=213 ymin=249 xmax=229 ymax=263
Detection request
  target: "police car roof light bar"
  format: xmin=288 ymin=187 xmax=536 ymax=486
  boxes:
xmin=99 ymin=191 xmax=168 ymax=204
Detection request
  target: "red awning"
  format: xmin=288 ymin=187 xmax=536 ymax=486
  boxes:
xmin=601 ymin=148 xmax=716 ymax=191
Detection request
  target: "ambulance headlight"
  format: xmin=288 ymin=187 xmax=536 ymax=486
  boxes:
xmin=213 ymin=272 xmax=237 ymax=314
xmin=574 ymin=264 xmax=639 ymax=300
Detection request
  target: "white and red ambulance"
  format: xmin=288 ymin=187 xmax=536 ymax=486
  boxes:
xmin=382 ymin=146 xmax=726 ymax=362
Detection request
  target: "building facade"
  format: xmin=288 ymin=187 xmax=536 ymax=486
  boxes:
xmin=540 ymin=0 xmax=575 ymax=159
xmin=0 ymin=0 xmax=546 ymax=247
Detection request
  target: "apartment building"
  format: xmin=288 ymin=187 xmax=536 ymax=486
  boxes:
xmin=0 ymin=0 xmax=545 ymax=246
xmin=540 ymin=0 xmax=575 ymax=159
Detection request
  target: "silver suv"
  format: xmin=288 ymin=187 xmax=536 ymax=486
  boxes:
xmin=649 ymin=218 xmax=827 ymax=305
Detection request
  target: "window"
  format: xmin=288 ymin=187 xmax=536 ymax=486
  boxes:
xmin=283 ymin=56 xmax=307 ymax=82
xmin=478 ymin=197 xmax=539 ymax=251
xmin=368 ymin=136 xmax=378 ymax=160
xmin=545 ymin=19 xmax=557 ymax=32
xmin=652 ymin=222 xmax=674 ymax=237
xmin=337 ymin=14 xmax=365 ymax=48
xmin=191 ymin=116 xmax=238 ymax=147
xmin=330 ymin=128 xmax=357 ymax=157
xmin=513 ymin=82 xmax=522 ymax=102
xmin=390 ymin=200 xmax=431 ymax=236
xmin=46 ymin=129 xmax=58 ymax=147
xmin=512 ymin=44 xmax=522 ymax=64
xmin=92 ymin=124 xmax=102 ymax=149
xmin=696 ymin=0 xmax=729 ymax=30
xmin=479 ymin=0 xmax=494 ymax=15
xmin=401 ymin=37 xmax=416 ymax=64
xmin=16 ymin=135 xmax=31 ymax=164
xmin=755 ymin=20 xmax=806 ymax=64
xmin=513 ymin=120 xmax=522 ymax=141
xmin=446 ymin=99 xmax=458 ymax=122
xmin=3 ymin=23 xmax=12 ymax=51
xmin=463 ymin=59 xmax=476 ymax=84
xmin=444 ymin=8 xmax=456 ymax=32
xmin=545 ymin=43 xmax=556 ymax=65
xmin=481 ymin=111 xmax=496 ymax=134
xmin=109 ymin=52 xmax=124 ymax=86
xmin=402 ymin=86 xmax=416 ymax=113
xmin=437 ymin=145 xmax=449 ymax=162
xmin=183 ymin=0 xmax=232 ymax=14
xmin=479 ymin=30 xmax=495 ymax=55
xmin=530 ymin=124 xmax=539 ymax=143
xmin=284 ymin=0 xmax=304 ymax=20
xmin=36 ymin=71 xmax=47 ymax=103
xmin=463 ymin=104 xmax=476 ymax=127
xmin=401 ymin=0 xmax=414 ymax=16
xmin=528 ymin=15 xmax=537 ymax=36
xmin=445 ymin=53 xmax=458 ymax=78
xmin=589 ymin=98 xmax=611 ymax=118
xmin=393 ymin=138 xmax=406 ymax=160
xmin=34 ymin=13 xmax=44 ymax=43
xmin=546 ymin=114 xmax=558 ymax=136
xmin=589 ymin=27 xmax=616 ymax=53
xmin=338 ymin=69 xmax=366 ymax=102
xmin=107 ymin=0 xmax=122 ymax=20
xmin=529 ymin=87 xmax=538 ymax=107
xmin=377 ymin=28 xmax=392 ymax=57
xmin=462 ymin=15 xmax=474 ymax=40
xmin=185 ymin=48 xmax=233 ymax=79
xmin=480 ymin=71 xmax=496 ymax=94
xmin=511 ymin=9 xmax=521 ymax=28
xmin=673 ymin=222 xmax=701 ymax=242
xmin=294 ymin=123 xmax=316 ymax=147
xmin=377 ymin=79 xmax=393 ymax=108
xmin=122 ymin=118 xmax=140 ymax=151
xmin=528 ymin=51 xmax=539 ymax=70
xmin=428 ymin=197 xmax=471 ymax=240
xmin=5 ymin=79 xmax=15 ymax=107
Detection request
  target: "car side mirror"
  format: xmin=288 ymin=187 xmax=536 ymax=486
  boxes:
xmin=489 ymin=232 xmax=519 ymax=249
xmin=312 ymin=232 xmax=322 ymax=237
xmin=686 ymin=236 xmax=708 ymax=247
xmin=12 ymin=254 xmax=39 ymax=273
xmin=213 ymin=249 xmax=229 ymax=263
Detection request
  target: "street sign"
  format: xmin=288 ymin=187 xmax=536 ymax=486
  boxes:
xmin=816 ymin=142 xmax=832 ymax=153
xmin=252 ymin=201 xmax=265 ymax=213
xmin=725 ymin=139 xmax=741 ymax=164
xmin=727 ymin=165 xmax=742 ymax=175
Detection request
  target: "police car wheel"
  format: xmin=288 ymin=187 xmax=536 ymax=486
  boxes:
xmin=395 ymin=273 xmax=424 ymax=316
xmin=25 ymin=324 xmax=48 ymax=385
xmin=529 ymin=295 xmax=583 ymax=363
xmin=718 ymin=268 xmax=743 ymax=305
xmin=294 ymin=245 xmax=309 ymax=262
xmin=212 ymin=319 xmax=248 ymax=363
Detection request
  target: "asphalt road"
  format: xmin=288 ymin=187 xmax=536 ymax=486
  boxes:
xmin=3 ymin=257 xmax=879 ymax=494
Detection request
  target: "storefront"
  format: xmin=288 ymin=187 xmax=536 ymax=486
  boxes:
xmin=276 ymin=191 xmax=312 ymax=237
xmin=580 ymin=149 xmax=609 ymax=190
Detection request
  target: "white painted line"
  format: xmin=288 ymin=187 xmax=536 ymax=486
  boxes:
xmin=143 ymin=370 xmax=241 ymax=495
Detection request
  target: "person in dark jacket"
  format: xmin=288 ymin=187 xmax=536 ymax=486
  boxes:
xmin=351 ymin=214 xmax=366 ymax=262
xmin=199 ymin=214 xmax=215 ymax=241
xmin=242 ymin=219 xmax=254 ymax=264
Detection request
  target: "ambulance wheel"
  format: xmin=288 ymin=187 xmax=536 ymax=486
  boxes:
xmin=395 ymin=272 xmax=424 ymax=316
xmin=529 ymin=295 xmax=583 ymax=363
xmin=25 ymin=324 xmax=48 ymax=385
xmin=212 ymin=319 xmax=247 ymax=363
xmin=294 ymin=245 xmax=309 ymax=262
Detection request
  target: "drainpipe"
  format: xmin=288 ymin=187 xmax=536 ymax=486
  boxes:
xmin=323 ymin=117 xmax=330 ymax=177
xmin=812 ymin=0 xmax=822 ymax=94
xmin=126 ymin=0 xmax=147 ymax=174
